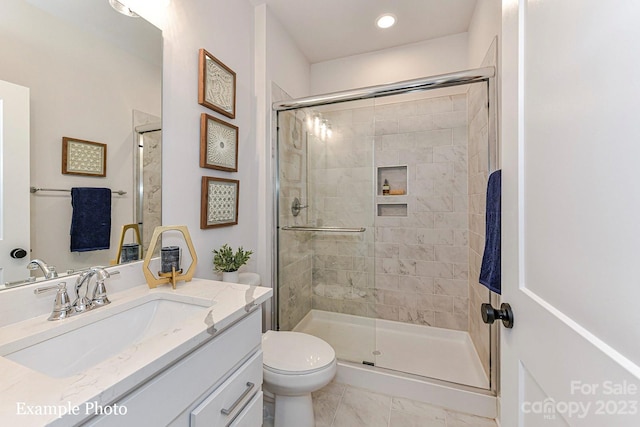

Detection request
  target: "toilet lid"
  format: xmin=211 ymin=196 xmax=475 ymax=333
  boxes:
xmin=262 ymin=331 xmax=335 ymax=374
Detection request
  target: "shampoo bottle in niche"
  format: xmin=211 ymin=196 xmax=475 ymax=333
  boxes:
xmin=382 ymin=179 xmax=390 ymax=195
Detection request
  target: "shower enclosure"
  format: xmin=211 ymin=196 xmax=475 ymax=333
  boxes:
xmin=274 ymin=66 xmax=498 ymax=393
xmin=132 ymin=110 xmax=162 ymax=257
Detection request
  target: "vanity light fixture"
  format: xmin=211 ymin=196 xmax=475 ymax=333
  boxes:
xmin=376 ymin=13 xmax=397 ymax=29
xmin=108 ymin=0 xmax=139 ymax=18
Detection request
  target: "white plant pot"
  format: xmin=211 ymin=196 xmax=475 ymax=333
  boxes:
xmin=222 ymin=270 xmax=239 ymax=283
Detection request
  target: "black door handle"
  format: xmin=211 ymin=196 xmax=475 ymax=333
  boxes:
xmin=481 ymin=302 xmax=514 ymax=328
xmin=10 ymin=248 xmax=28 ymax=259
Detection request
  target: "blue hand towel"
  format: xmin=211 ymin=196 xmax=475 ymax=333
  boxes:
xmin=479 ymin=170 xmax=501 ymax=294
xmin=70 ymin=187 xmax=112 ymax=252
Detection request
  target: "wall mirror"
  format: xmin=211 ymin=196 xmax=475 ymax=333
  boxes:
xmin=0 ymin=0 xmax=162 ymax=289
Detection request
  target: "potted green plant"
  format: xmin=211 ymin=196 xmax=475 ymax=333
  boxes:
xmin=212 ymin=244 xmax=253 ymax=283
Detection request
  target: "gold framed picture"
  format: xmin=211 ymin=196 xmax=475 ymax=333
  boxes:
xmin=200 ymin=113 xmax=238 ymax=172
xmin=201 ymin=176 xmax=239 ymax=229
xmin=62 ymin=137 xmax=106 ymax=177
xmin=198 ymin=49 xmax=236 ymax=119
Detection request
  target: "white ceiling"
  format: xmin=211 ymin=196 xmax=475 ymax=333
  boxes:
xmin=26 ymin=0 xmax=162 ymax=66
xmin=257 ymin=0 xmax=478 ymax=63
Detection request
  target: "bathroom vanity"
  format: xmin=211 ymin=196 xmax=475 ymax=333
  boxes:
xmin=0 ymin=272 xmax=271 ymax=426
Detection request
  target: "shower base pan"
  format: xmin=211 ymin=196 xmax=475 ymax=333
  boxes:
xmin=293 ymin=309 xmax=496 ymax=418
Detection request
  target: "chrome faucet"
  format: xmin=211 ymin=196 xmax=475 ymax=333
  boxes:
xmin=35 ymin=268 xmax=118 ymax=321
xmin=73 ymin=267 xmax=117 ymax=313
xmin=27 ymin=259 xmax=58 ymax=279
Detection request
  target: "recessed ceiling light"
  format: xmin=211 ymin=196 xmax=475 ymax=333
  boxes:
xmin=376 ymin=13 xmax=396 ymax=29
xmin=109 ymin=0 xmax=139 ymax=18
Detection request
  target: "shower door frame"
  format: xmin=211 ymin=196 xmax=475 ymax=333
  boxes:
xmin=272 ymin=66 xmax=499 ymax=392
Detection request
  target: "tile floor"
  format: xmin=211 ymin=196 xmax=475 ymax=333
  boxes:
xmin=264 ymin=381 xmax=497 ymax=427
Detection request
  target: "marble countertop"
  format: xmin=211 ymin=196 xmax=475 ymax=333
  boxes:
xmin=0 ymin=279 xmax=272 ymax=426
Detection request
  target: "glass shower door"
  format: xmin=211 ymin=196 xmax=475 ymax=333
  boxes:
xmin=370 ymin=86 xmax=493 ymax=389
xmin=276 ymin=100 xmax=377 ymax=365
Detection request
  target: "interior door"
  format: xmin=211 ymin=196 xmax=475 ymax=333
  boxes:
xmin=0 ymin=80 xmax=30 ymax=286
xmin=500 ymin=1 xmax=640 ymax=425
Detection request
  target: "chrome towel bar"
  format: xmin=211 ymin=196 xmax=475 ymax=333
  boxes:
xmin=30 ymin=187 xmax=127 ymax=196
xmin=281 ymin=226 xmax=366 ymax=233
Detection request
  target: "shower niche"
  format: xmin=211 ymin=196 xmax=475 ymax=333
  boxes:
xmin=376 ymin=165 xmax=407 ymax=196
xmin=376 ymin=203 xmax=407 ymax=217
xmin=376 ymin=165 xmax=407 ymax=216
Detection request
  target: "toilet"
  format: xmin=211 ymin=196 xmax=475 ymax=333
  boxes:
xmin=262 ymin=330 xmax=336 ymax=427
xmin=230 ymin=273 xmax=337 ymax=427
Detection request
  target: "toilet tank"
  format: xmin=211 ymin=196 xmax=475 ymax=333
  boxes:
xmin=237 ymin=273 xmax=261 ymax=286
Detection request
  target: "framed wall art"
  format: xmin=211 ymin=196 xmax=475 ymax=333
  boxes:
xmin=62 ymin=137 xmax=107 ymax=177
xmin=200 ymin=113 xmax=238 ymax=172
xmin=201 ymin=176 xmax=239 ymax=229
xmin=198 ymin=48 xmax=236 ymax=119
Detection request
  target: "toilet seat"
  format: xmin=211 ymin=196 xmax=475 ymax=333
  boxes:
xmin=262 ymin=331 xmax=335 ymax=375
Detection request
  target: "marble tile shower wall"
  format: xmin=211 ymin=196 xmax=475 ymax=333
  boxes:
xmin=309 ymin=95 xmax=471 ymax=331
xmin=308 ymin=107 xmax=376 ymax=317
xmin=141 ymin=129 xmax=162 ymax=255
xmin=374 ymin=95 xmax=470 ymax=330
xmin=277 ymin=108 xmax=313 ymax=331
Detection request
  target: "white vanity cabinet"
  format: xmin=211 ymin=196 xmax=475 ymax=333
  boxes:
xmin=87 ymin=308 xmax=263 ymax=427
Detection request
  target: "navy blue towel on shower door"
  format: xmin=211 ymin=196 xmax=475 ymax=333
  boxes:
xmin=70 ymin=187 xmax=112 ymax=252
xmin=479 ymin=170 xmax=501 ymax=294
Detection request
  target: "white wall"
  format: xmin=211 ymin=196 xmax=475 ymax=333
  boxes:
xmin=0 ymin=0 xmax=161 ymax=273
xmin=264 ymin=7 xmax=311 ymax=99
xmin=310 ymin=32 xmax=468 ymax=95
xmin=254 ymin=4 xmax=270 ymax=291
xmin=162 ymin=0 xmax=258 ymax=280
xmin=467 ymin=0 xmax=501 ymax=68
xmin=254 ymin=4 xmax=310 ymax=326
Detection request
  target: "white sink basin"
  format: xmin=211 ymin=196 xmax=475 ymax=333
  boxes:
xmin=4 ymin=297 xmax=210 ymax=378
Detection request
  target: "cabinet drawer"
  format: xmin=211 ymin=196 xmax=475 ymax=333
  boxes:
xmin=190 ymin=351 xmax=262 ymax=427
xmin=229 ymin=391 xmax=263 ymax=427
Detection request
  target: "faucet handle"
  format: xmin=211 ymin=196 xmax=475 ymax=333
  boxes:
xmin=34 ymin=282 xmax=65 ymax=294
xmin=90 ymin=268 xmax=118 ymax=307
xmin=34 ymin=282 xmax=72 ymax=321
xmin=91 ymin=280 xmax=111 ymax=307
xmin=91 ymin=267 xmax=119 ymax=279
xmin=91 ymin=267 xmax=110 ymax=280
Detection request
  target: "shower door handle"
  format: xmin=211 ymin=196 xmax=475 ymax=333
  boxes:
xmin=481 ymin=303 xmax=514 ymax=328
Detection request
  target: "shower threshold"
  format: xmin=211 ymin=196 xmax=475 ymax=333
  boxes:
xmin=293 ymin=309 xmax=489 ymax=389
